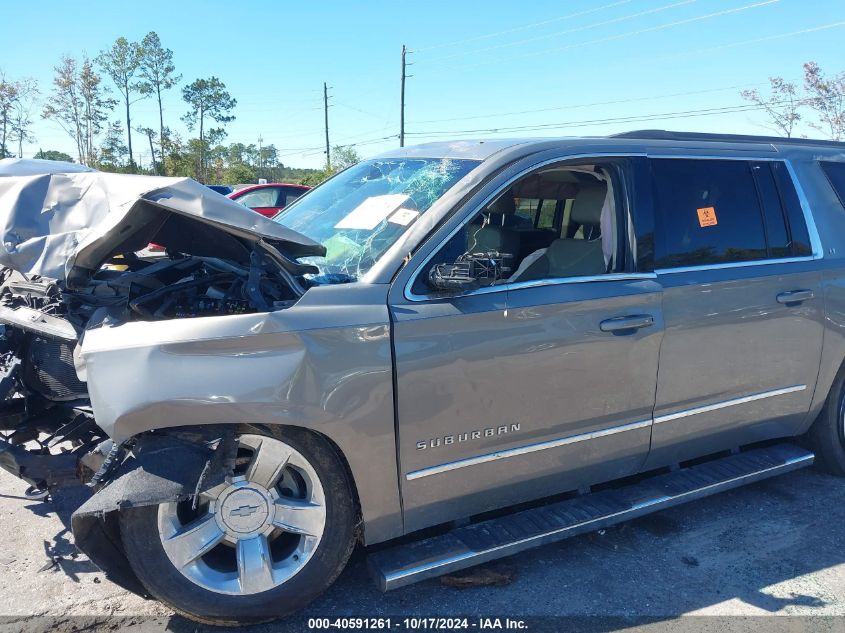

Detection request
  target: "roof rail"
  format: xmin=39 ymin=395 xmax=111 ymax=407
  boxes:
xmin=611 ymin=129 xmax=845 ymax=149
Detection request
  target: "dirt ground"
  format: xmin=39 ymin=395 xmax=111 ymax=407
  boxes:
xmin=0 ymin=463 xmax=844 ymax=633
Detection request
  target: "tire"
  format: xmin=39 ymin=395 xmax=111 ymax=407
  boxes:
xmin=806 ymin=366 xmax=845 ymax=476
xmin=119 ymin=427 xmax=358 ymax=625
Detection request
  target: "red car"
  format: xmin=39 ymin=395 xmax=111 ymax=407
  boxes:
xmin=227 ymin=183 xmax=310 ymax=218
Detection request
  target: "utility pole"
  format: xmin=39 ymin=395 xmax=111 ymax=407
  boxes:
xmin=323 ymin=82 xmax=331 ymax=169
xmin=257 ymin=134 xmax=263 ymax=177
xmin=400 ymin=45 xmax=407 ymax=147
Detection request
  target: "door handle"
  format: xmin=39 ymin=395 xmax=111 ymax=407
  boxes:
xmin=776 ymin=289 xmax=814 ymax=305
xmin=600 ymin=314 xmax=655 ymax=333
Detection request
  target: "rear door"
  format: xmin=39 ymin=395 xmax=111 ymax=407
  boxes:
xmin=388 ymin=155 xmax=664 ymax=532
xmin=642 ymin=157 xmax=824 ymax=468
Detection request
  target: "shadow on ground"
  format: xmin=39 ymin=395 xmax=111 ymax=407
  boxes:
xmin=17 ymin=467 xmax=845 ymax=632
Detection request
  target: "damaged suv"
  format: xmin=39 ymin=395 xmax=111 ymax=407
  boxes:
xmin=2 ymin=131 xmax=845 ymax=623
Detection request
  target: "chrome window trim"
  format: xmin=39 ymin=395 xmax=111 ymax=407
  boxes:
xmin=406 ymin=384 xmax=807 ymax=480
xmin=405 ymin=418 xmax=652 ymax=481
xmin=649 ymin=156 xmax=823 ymax=275
xmin=406 ymin=272 xmax=658 ymax=302
xmin=655 ymin=256 xmax=817 ymax=276
xmin=784 ymin=160 xmax=824 ymax=258
xmin=402 ymin=152 xmax=647 ymax=303
xmin=401 ymin=153 xmax=822 ymax=302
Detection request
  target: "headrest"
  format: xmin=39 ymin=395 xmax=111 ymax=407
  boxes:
xmin=546 ymin=238 xmax=606 ymax=277
xmin=570 ymin=184 xmax=607 ymax=225
xmin=488 ymin=192 xmax=516 ymax=215
xmin=471 ymin=225 xmax=519 ymax=256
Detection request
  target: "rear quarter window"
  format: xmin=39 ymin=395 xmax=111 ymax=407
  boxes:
xmin=820 ymin=161 xmax=845 ymax=209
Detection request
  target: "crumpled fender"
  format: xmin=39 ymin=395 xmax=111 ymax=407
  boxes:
xmin=71 ymin=429 xmax=236 ymax=595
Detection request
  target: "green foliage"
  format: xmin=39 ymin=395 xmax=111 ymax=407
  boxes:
xmin=97 ymin=120 xmax=128 ymax=169
xmin=35 ymin=37 xmax=356 ymax=183
xmin=300 ymin=169 xmax=333 ymax=187
xmin=182 ymin=77 xmax=237 ymax=131
xmin=181 ymin=77 xmax=237 ymax=181
xmin=43 ymin=55 xmax=115 ymax=165
xmin=743 ymin=62 xmax=845 ymax=141
xmin=222 ymin=162 xmax=255 ymax=185
xmin=300 ymin=145 xmax=362 ymax=186
xmin=138 ymin=32 xmax=181 ymax=174
xmin=96 ymin=37 xmax=145 ymax=167
xmin=34 ymin=149 xmax=74 ymax=162
xmin=803 ymin=62 xmax=845 ymax=141
xmin=331 ymin=144 xmax=361 ymax=170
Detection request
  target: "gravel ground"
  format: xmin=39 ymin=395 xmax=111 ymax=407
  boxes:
xmin=0 ymin=463 xmax=843 ymax=633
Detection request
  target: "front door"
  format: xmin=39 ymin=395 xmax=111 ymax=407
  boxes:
xmin=389 ymin=157 xmax=664 ymax=533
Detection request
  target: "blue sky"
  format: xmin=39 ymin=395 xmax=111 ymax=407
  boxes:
xmin=2 ymin=0 xmax=845 ymax=169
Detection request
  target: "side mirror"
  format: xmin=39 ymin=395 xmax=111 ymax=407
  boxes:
xmin=428 ymin=261 xmax=481 ymax=293
xmin=427 ymin=251 xmax=512 ymax=293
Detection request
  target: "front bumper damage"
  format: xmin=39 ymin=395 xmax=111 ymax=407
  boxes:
xmin=71 ymin=428 xmax=237 ymax=594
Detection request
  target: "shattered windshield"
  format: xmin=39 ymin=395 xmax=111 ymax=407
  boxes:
xmin=275 ymin=158 xmax=479 ymax=282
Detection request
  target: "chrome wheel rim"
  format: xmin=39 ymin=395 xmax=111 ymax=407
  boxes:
xmin=157 ymin=434 xmax=326 ymax=595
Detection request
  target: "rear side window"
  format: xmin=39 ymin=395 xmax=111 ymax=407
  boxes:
xmin=820 ymin=161 xmax=845 ymax=208
xmin=651 ymin=159 xmax=812 ymax=268
xmin=651 ymin=159 xmax=766 ymax=268
xmin=771 ymin=162 xmax=812 ymax=256
xmin=751 ymin=162 xmax=790 ymax=258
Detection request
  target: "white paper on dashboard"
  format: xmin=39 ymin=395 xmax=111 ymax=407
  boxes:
xmin=388 ymin=207 xmax=420 ymax=226
xmin=335 ymin=194 xmax=410 ymax=230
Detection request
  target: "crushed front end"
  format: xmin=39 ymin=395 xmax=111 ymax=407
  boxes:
xmin=0 ymin=159 xmax=324 ymax=497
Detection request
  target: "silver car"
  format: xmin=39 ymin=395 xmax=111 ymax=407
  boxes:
xmin=1 ymin=131 xmax=845 ymax=624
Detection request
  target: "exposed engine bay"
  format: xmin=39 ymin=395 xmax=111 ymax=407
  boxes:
xmin=0 ymin=250 xmax=304 ymax=495
xmin=0 ymin=160 xmax=326 ymax=496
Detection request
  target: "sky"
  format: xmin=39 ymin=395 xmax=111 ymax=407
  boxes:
xmin=2 ymin=0 xmax=845 ymax=170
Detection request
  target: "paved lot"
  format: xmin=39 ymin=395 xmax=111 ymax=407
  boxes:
xmin=0 ymin=463 xmax=844 ymax=632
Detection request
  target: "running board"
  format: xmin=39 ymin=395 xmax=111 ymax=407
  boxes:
xmin=369 ymin=443 xmax=813 ymax=591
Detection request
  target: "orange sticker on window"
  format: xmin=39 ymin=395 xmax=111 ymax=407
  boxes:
xmin=697 ymin=206 xmax=718 ymax=227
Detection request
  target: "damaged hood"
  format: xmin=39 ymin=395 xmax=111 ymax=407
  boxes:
xmin=0 ymin=158 xmax=325 ymax=281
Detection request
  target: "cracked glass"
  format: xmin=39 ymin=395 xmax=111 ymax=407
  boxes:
xmin=275 ymin=158 xmax=479 ymax=283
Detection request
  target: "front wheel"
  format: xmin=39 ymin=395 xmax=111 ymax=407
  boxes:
xmin=119 ymin=428 xmax=358 ymax=625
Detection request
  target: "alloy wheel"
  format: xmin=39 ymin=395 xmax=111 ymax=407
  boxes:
xmin=157 ymin=433 xmax=326 ymax=595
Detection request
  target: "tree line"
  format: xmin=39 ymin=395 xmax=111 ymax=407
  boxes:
xmin=0 ymin=32 xmax=351 ymax=185
xmin=740 ymin=62 xmax=845 ymax=140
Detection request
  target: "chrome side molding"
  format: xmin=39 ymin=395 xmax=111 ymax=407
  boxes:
xmin=652 ymin=385 xmax=806 ymax=425
xmin=407 ymin=385 xmax=806 ymax=480
xmin=405 ymin=419 xmax=652 ymax=481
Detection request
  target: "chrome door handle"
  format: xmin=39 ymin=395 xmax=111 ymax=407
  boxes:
xmin=600 ymin=314 xmax=655 ymax=332
xmin=776 ymin=289 xmax=814 ymax=304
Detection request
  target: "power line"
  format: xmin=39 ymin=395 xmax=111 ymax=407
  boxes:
xmin=446 ymin=0 xmax=780 ymax=72
xmin=407 ymin=80 xmax=795 ymax=127
xmin=415 ymin=0 xmax=634 ymax=52
xmin=403 ymin=101 xmax=798 ymax=138
xmin=333 ymin=101 xmax=390 ymax=120
xmin=651 ymin=19 xmax=845 ymax=60
xmin=422 ymin=0 xmax=697 ymax=63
